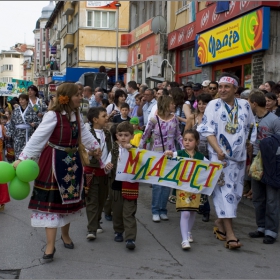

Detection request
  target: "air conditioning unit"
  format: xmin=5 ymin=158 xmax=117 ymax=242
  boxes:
xmin=145 ymin=55 xmax=163 ymax=78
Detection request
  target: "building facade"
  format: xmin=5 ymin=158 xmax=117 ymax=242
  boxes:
xmin=168 ymin=1 xmax=280 ymax=88
xmin=46 ymin=1 xmax=130 ymax=84
xmin=123 ymin=1 xmax=168 ymax=86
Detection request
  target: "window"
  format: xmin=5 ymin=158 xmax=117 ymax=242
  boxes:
xmin=85 ymin=46 xmax=128 ymax=63
xmin=1 ymin=64 xmax=13 ymax=72
xmin=43 ymin=30 xmax=46 ymax=42
xmin=42 ymin=52 xmax=46 ymax=66
xmin=87 ymin=11 xmax=116 ymax=29
xmin=68 ymin=20 xmax=73 ymax=33
xmin=73 ymin=13 xmax=78 ymax=32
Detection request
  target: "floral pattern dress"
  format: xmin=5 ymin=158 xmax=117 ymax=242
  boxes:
xmin=6 ymin=105 xmax=40 ymax=159
xmin=197 ymin=98 xmax=256 ymax=218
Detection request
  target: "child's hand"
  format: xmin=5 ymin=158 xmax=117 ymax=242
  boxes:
xmin=105 ymin=162 xmax=113 ymax=171
xmin=164 ymin=150 xmax=174 ymax=157
xmin=88 ymin=150 xmax=95 ymax=156
xmin=123 ymin=143 xmax=132 ymax=150
xmin=92 ymin=148 xmax=102 ymax=160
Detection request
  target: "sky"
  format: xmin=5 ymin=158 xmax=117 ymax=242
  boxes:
xmin=0 ymin=1 xmax=50 ymax=51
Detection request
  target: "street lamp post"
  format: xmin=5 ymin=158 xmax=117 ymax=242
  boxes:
xmin=115 ymin=2 xmax=121 ymax=81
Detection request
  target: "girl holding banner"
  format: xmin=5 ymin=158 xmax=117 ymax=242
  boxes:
xmin=140 ymin=96 xmax=184 ymax=223
xmin=165 ymin=129 xmax=207 ymax=250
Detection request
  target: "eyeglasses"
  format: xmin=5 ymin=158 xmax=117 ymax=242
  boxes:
xmin=209 ymin=87 xmax=217 ymax=90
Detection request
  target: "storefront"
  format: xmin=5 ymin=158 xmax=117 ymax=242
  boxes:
xmin=195 ymin=7 xmax=270 ymax=88
xmin=122 ymin=19 xmax=162 ymax=86
xmin=168 ymin=21 xmax=202 ymax=84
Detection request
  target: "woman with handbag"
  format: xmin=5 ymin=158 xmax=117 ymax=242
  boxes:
xmin=140 ymin=96 xmax=184 ymax=222
xmin=13 ymin=83 xmax=101 ymax=261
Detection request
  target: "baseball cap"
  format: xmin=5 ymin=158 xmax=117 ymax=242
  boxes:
xmin=192 ymin=83 xmax=202 ymax=91
xmin=202 ymin=80 xmax=211 ymax=87
xmin=184 ymin=82 xmax=193 ymax=89
xmin=130 ymin=117 xmax=139 ymax=125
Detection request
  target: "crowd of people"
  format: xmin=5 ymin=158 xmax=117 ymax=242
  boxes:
xmin=1 ymin=74 xmax=280 ymax=260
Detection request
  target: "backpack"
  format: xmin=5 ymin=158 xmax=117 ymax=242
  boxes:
xmin=259 ymin=134 xmax=280 ymax=188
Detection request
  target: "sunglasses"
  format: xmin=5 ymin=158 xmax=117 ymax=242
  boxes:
xmin=209 ymin=87 xmax=217 ymax=90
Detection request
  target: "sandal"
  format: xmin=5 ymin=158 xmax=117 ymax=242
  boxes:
xmin=225 ymin=239 xmax=242 ymax=250
xmin=213 ymin=227 xmax=226 ymax=241
xmin=0 ymin=204 xmax=5 ymax=212
xmin=168 ymin=195 xmax=176 ymax=204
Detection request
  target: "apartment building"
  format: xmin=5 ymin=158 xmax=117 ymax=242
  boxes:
xmin=46 ymin=1 xmax=130 ymax=83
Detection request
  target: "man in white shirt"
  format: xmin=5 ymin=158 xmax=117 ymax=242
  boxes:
xmin=126 ymin=81 xmax=139 ymax=116
xmin=137 ymin=88 xmax=157 ymax=126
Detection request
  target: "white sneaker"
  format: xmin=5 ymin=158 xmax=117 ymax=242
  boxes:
xmin=160 ymin=214 xmax=169 ymax=221
xmin=86 ymin=232 xmax=96 ymax=240
xmin=181 ymin=240 xmax=191 ymax=249
xmin=152 ymin=214 xmax=160 ymax=222
xmin=188 ymin=232 xmax=193 ymax=243
xmin=97 ymin=227 xmax=103 ymax=234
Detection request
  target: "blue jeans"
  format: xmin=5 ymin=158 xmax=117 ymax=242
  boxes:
xmin=152 ymin=184 xmax=170 ymax=215
xmin=251 ymin=178 xmax=280 ymax=238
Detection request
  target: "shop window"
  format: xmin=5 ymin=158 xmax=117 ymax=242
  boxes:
xmin=244 ymin=64 xmax=252 ymax=89
xmin=180 ymin=73 xmax=202 ymax=84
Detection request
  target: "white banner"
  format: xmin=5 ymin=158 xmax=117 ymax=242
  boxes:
xmin=0 ymin=82 xmax=18 ymax=97
xmin=116 ymin=149 xmax=224 ymax=195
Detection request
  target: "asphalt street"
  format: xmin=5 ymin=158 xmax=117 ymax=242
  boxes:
xmin=1 ymin=183 xmax=280 ymax=279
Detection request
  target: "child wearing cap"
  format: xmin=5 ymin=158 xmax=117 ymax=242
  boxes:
xmin=130 ymin=117 xmax=143 ymax=147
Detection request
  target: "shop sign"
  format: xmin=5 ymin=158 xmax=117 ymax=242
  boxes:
xmin=168 ymin=22 xmax=196 ymax=50
xmin=37 ymin=77 xmax=45 ymax=85
xmin=129 ymin=18 xmax=153 ymax=45
xmin=11 ymin=79 xmax=33 ymax=94
xmin=86 ymin=1 xmax=117 ymax=9
xmin=0 ymin=82 xmax=18 ymax=97
xmin=195 ymin=7 xmax=270 ymax=67
xmin=53 ymin=72 xmax=66 ymax=81
xmin=49 ymin=84 xmax=57 ymax=92
xmin=196 ymin=1 xmax=264 ymax=34
xmin=127 ymin=34 xmax=159 ymax=67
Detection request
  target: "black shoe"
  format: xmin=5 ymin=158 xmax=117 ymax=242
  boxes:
xmin=43 ymin=247 xmax=56 ymax=260
xmin=263 ymin=235 xmax=276 ymax=244
xmin=249 ymin=231 xmax=265 ymax=238
xmin=105 ymin=214 xmax=113 ymax=221
xmin=202 ymin=213 xmax=210 ymax=222
xmin=61 ymin=236 xmax=74 ymax=249
xmin=114 ymin=232 xmax=124 ymax=242
xmin=126 ymin=239 xmax=136 ymax=250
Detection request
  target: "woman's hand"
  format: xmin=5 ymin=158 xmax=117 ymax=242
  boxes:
xmin=37 ymin=112 xmax=43 ymax=118
xmin=30 ymin=123 xmax=35 ymax=127
xmin=13 ymin=160 xmax=22 ymax=169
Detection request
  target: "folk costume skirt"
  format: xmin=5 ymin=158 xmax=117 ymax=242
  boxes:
xmin=29 ymin=145 xmax=85 ymax=228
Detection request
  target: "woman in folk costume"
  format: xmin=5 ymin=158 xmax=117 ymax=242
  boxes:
xmin=197 ymin=72 xmax=256 ymax=249
xmin=13 ymin=83 xmax=101 ymax=261
xmin=3 ymin=110 xmax=15 ymax=163
xmin=27 ymin=85 xmax=48 ymax=121
xmin=0 ymin=122 xmax=10 ymax=212
xmin=6 ymin=94 xmax=40 ymax=159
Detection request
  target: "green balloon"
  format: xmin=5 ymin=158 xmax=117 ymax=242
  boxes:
xmin=9 ymin=177 xmax=30 ymax=200
xmin=0 ymin=161 xmax=16 ymax=183
xmin=16 ymin=160 xmax=40 ymax=182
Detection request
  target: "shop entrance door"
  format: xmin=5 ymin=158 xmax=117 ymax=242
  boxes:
xmin=212 ymin=56 xmax=252 ymax=88
xmin=223 ymin=66 xmax=242 ymax=83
